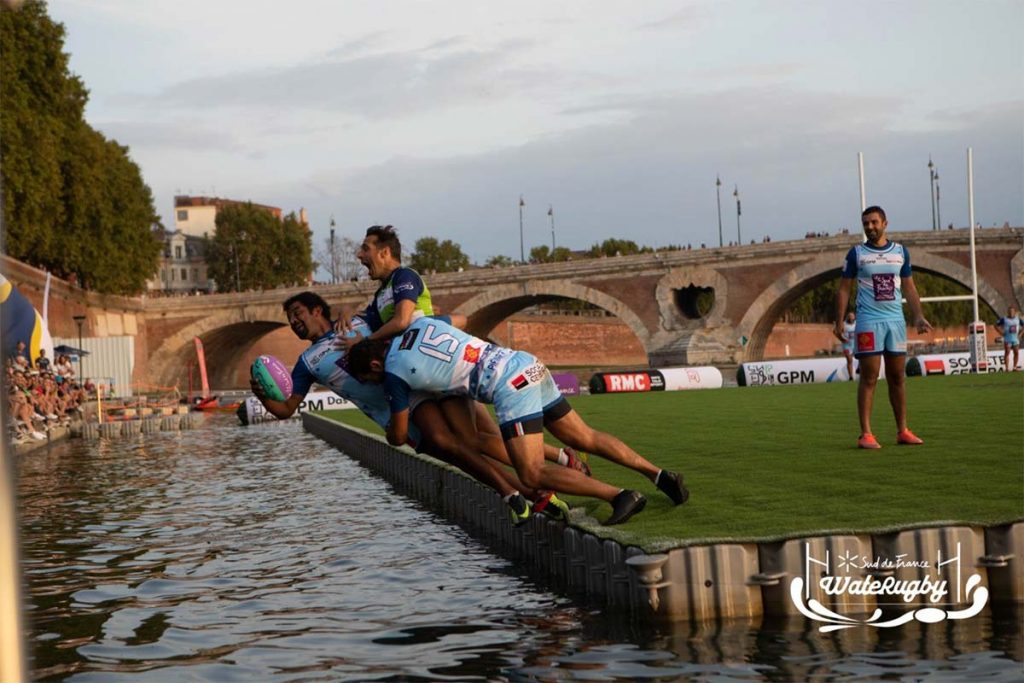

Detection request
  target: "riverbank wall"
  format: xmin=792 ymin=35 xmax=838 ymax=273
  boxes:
xmin=303 ymin=413 xmax=1024 ymax=623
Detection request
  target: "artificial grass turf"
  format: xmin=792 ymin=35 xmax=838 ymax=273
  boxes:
xmin=318 ymin=372 xmax=1022 ymax=548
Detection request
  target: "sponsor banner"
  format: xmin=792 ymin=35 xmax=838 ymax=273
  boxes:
xmin=659 ymin=367 xmax=724 ymax=390
xmin=589 ymin=367 xmax=722 ymax=394
xmin=906 ymin=350 xmax=1019 ymax=376
xmin=551 ymin=372 xmax=580 ymax=396
xmin=737 ymin=357 xmax=881 ymax=386
xmin=238 ymin=390 xmax=357 ymax=425
xmin=968 ymin=322 xmax=989 ymax=372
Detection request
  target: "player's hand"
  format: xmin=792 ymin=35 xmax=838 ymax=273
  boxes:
xmin=915 ymin=316 xmax=933 ymax=334
xmin=341 ymin=331 xmax=365 ymax=351
xmin=832 ymin=322 xmax=847 ymax=342
xmin=249 ymin=376 xmax=268 ymax=401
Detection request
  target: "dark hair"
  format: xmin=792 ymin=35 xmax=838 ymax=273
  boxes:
xmin=283 ymin=291 xmax=331 ymax=321
xmin=366 ymin=225 xmax=402 ymax=262
xmin=862 ymin=205 xmax=887 ymax=221
xmin=346 ymin=338 xmax=391 ymax=377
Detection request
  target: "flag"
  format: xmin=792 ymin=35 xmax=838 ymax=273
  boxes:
xmin=737 ymin=200 xmax=742 ymax=216
xmin=547 ymin=206 xmax=553 ymax=216
xmin=519 ymin=196 xmax=525 ymax=207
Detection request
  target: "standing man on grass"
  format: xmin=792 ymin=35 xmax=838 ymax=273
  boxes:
xmin=995 ymin=306 xmax=1021 ymax=371
xmin=834 ymin=206 xmax=932 ymax=449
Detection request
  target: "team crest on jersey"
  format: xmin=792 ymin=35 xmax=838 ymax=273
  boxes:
xmin=871 ymin=273 xmax=896 ymax=301
xmin=463 ymin=345 xmax=481 ymax=363
xmin=857 ymin=331 xmax=876 ymax=352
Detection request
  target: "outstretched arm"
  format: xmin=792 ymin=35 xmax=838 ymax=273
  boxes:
xmin=902 ymin=276 xmax=933 ymax=333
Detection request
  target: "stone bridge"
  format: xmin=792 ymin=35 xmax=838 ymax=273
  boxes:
xmin=6 ymin=228 xmax=1022 ymax=389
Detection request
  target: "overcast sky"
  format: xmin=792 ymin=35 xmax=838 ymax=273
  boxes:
xmin=50 ymin=0 xmax=1023 ymax=269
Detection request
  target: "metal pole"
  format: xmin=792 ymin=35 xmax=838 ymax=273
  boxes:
xmin=549 ymin=206 xmax=555 ymax=251
xmin=74 ymin=315 xmax=85 ymax=382
xmin=733 ymin=184 xmax=741 ymax=244
xmin=967 ymin=148 xmax=979 ymax=323
xmin=716 ymin=175 xmax=723 ymax=247
xmin=928 ymin=157 xmax=937 ymax=230
xmin=935 ymin=173 xmax=942 ymax=229
xmin=330 ymin=227 xmax=336 ymax=285
xmin=519 ymin=196 xmax=525 ymax=263
xmin=857 ymin=152 xmax=866 ymax=211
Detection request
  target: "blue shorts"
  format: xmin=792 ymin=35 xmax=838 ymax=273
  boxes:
xmin=854 ymin=319 xmax=907 ymax=357
xmin=492 ymin=352 xmax=570 ymax=439
xmin=1004 ymin=334 xmax=1020 ymax=348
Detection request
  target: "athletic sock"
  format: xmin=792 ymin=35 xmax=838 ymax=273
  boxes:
xmin=652 ymin=468 xmax=663 ymax=483
xmin=556 ymin=449 xmax=569 ymax=466
xmin=503 ymin=491 xmax=521 ymax=504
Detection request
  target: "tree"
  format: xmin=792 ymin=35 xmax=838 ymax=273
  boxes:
xmin=205 ymin=204 xmax=312 ymax=292
xmin=1 ymin=1 xmax=161 ymax=294
xmin=485 ymin=254 xmax=514 ymax=268
xmin=529 ymin=245 xmax=573 ymax=263
xmin=314 ymin=233 xmax=361 ymax=283
xmin=409 ymin=236 xmax=469 ymax=273
xmin=587 ymin=238 xmax=647 ymax=258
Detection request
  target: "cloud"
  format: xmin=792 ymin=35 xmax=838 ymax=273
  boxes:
xmin=636 ymin=6 xmax=704 ymax=31
xmin=141 ymin=39 xmax=585 ymax=119
xmin=94 ymin=120 xmax=249 ymax=154
xmin=288 ymin=88 xmax=1022 ymax=261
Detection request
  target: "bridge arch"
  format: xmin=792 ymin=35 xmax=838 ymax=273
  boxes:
xmin=453 ymin=281 xmax=653 ymax=355
xmin=737 ymin=250 xmax=1008 ymax=362
xmin=148 ymin=303 xmax=289 ymax=389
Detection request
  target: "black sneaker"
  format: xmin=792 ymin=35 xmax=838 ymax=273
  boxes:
xmin=604 ymin=490 xmax=646 ymax=525
xmin=656 ymin=470 xmax=689 ymax=506
xmin=507 ymin=493 xmax=530 ymax=526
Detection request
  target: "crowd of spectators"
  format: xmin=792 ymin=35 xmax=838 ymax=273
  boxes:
xmin=6 ymin=346 xmax=87 ymax=444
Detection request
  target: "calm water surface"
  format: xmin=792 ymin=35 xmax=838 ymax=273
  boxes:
xmin=16 ymin=416 xmax=1024 ymax=681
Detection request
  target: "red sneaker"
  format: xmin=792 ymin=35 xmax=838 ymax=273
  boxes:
xmin=897 ymin=429 xmax=924 ymax=445
xmin=858 ymin=433 xmax=881 ymax=449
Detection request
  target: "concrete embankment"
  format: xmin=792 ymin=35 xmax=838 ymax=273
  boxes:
xmin=303 ymin=413 xmax=1024 ymax=623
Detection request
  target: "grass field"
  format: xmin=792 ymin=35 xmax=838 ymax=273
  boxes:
xmin=320 ymin=372 xmax=1022 ymax=549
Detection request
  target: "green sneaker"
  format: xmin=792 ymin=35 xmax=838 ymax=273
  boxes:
xmin=507 ymin=492 xmax=530 ymax=526
xmin=532 ymin=491 xmax=570 ymax=522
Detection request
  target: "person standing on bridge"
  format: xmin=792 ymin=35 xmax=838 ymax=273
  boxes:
xmin=834 ymin=206 xmax=932 ymax=449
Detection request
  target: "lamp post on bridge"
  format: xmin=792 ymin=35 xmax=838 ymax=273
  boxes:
xmin=329 ymin=215 xmax=337 ymax=285
xmin=928 ymin=157 xmax=937 ymax=230
xmin=73 ymin=315 xmax=85 ymax=382
xmin=733 ymin=184 xmax=742 ymax=244
xmin=715 ymin=175 xmax=723 ymax=247
xmin=935 ymin=171 xmax=942 ymax=229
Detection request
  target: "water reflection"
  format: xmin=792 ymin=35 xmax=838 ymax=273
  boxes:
xmin=16 ymin=418 xmax=1023 ymax=681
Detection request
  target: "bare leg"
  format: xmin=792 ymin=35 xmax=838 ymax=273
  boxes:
xmin=411 ymin=402 xmax=518 ymax=498
xmin=504 ymin=432 xmax=620 ymax=501
xmin=857 ymin=354 xmax=882 ymax=435
xmin=442 ymin=398 xmax=566 ymax=465
xmin=545 ymin=408 xmax=659 ymax=481
xmin=884 ymin=354 xmax=908 ymax=433
xmin=845 ymin=351 xmax=854 ymax=381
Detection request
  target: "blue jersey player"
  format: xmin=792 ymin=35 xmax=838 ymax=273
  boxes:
xmin=834 ymin=206 xmax=932 ymax=449
xmin=347 ymin=317 xmax=689 ymax=526
xmin=996 ymin=306 xmax=1021 ymax=371
xmin=252 ymin=292 xmax=583 ymax=525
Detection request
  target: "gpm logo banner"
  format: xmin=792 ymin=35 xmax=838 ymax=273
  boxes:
xmin=790 ymin=542 xmax=988 ymax=632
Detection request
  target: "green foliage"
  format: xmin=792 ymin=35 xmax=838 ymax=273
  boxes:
xmin=409 ymin=236 xmax=469 ymax=273
xmin=586 ymin=238 xmax=650 ymax=257
xmin=785 ymin=271 xmax=998 ymax=326
xmin=485 ymin=254 xmax=514 ymax=268
xmin=529 ymin=245 xmax=573 ymax=263
xmin=0 ymin=0 xmax=159 ymax=294
xmin=205 ymin=204 xmax=312 ymax=292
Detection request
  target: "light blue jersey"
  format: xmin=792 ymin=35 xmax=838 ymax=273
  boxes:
xmin=382 ymin=318 xmax=566 ymax=436
xmin=842 ymin=241 xmax=912 ymax=324
xmin=383 ymin=318 xmax=516 ymax=410
xmin=291 ymin=324 xmax=395 ymax=433
xmin=998 ymin=316 xmax=1021 ymax=346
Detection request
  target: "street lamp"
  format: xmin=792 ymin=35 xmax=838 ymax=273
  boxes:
xmin=934 ymin=171 xmax=942 ymax=229
xmin=73 ymin=315 xmax=85 ymax=382
xmin=330 ymin=216 xmax=337 ymax=285
xmin=518 ymin=195 xmax=526 ymax=263
xmin=928 ymin=157 xmax=937 ymax=230
xmin=548 ymin=205 xmax=556 ymax=251
xmin=733 ymin=184 xmax=742 ymax=244
xmin=715 ymin=175 xmax=723 ymax=247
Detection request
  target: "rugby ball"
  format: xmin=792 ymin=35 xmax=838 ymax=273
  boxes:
xmin=251 ymin=355 xmax=293 ymax=401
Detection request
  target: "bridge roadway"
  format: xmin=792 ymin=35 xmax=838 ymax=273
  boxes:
xmin=5 ymin=228 xmax=1021 ymax=389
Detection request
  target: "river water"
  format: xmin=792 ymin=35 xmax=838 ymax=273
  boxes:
xmin=15 ymin=417 xmax=1024 ymax=681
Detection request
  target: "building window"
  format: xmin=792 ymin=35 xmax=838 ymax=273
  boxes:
xmin=175 ymin=245 xmax=182 ymax=259
xmin=171 ymin=269 xmax=176 ymax=281
xmin=177 ymin=209 xmax=188 ymax=221
xmin=181 ymin=268 xmax=188 ymax=281
xmin=193 ymin=268 xmax=199 ymax=281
